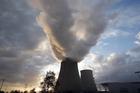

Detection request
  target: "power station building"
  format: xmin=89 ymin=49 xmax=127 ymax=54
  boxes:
xmin=101 ymin=82 xmax=140 ymax=93
xmin=55 ymin=58 xmax=97 ymax=93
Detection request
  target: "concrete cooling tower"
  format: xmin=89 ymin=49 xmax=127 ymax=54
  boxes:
xmin=81 ymin=70 xmax=97 ymax=93
xmin=55 ymin=58 xmax=82 ymax=93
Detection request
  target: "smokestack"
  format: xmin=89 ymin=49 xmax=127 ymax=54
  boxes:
xmin=55 ymin=58 xmax=82 ymax=93
xmin=81 ymin=70 xmax=97 ymax=93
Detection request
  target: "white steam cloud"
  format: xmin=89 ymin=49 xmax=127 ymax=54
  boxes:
xmin=31 ymin=0 xmax=113 ymax=61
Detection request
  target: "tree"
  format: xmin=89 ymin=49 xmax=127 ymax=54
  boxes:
xmin=29 ymin=88 xmax=36 ymax=93
xmin=40 ymin=71 xmax=56 ymax=93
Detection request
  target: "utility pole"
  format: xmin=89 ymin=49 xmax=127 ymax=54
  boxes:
xmin=0 ymin=79 xmax=5 ymax=91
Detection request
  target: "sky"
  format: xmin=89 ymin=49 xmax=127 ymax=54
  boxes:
xmin=0 ymin=0 xmax=140 ymax=91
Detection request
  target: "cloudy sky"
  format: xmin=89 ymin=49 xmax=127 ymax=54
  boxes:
xmin=0 ymin=0 xmax=140 ymax=91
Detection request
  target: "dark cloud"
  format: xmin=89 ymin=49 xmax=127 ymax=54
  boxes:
xmin=0 ymin=0 xmax=55 ymax=89
xmin=0 ymin=0 xmax=45 ymax=51
xmin=0 ymin=50 xmax=19 ymax=58
xmin=92 ymin=47 xmax=140 ymax=83
xmin=130 ymin=46 xmax=140 ymax=54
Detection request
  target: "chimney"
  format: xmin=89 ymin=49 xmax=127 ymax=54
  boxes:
xmin=55 ymin=58 xmax=82 ymax=93
xmin=81 ymin=70 xmax=97 ymax=93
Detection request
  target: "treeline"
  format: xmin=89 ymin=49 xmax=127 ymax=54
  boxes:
xmin=0 ymin=88 xmax=36 ymax=93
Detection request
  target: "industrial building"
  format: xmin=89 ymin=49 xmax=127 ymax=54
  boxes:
xmin=101 ymin=82 xmax=140 ymax=93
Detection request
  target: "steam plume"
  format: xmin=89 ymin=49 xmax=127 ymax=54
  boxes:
xmin=32 ymin=0 xmax=111 ymax=61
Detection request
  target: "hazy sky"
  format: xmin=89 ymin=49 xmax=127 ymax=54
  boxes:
xmin=0 ymin=0 xmax=140 ymax=91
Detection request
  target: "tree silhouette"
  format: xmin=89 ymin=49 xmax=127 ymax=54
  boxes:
xmin=40 ymin=71 xmax=56 ymax=93
xmin=29 ymin=88 xmax=36 ymax=93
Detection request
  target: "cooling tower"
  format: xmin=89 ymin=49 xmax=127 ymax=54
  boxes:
xmin=55 ymin=58 xmax=82 ymax=93
xmin=81 ymin=70 xmax=97 ymax=93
